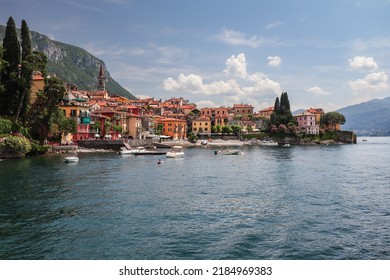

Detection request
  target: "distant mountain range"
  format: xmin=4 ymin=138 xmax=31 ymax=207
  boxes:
xmin=0 ymin=25 xmax=135 ymax=99
xmin=337 ymin=97 xmax=390 ymax=136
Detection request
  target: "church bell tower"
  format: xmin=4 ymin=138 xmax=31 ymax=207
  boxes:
xmin=97 ymin=64 xmax=106 ymax=91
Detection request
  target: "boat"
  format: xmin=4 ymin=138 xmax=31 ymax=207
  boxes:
xmin=214 ymin=149 xmax=241 ymax=155
xmin=64 ymin=154 xmax=79 ymax=163
xmin=118 ymin=146 xmax=145 ymax=155
xmin=259 ymin=140 xmax=278 ymax=146
xmin=283 ymin=143 xmax=290 ymax=147
xmin=134 ymin=150 xmax=168 ymax=155
xmin=166 ymin=146 xmax=184 ymax=158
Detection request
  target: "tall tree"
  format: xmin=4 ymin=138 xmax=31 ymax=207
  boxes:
xmin=0 ymin=17 xmax=21 ymax=117
xmin=270 ymin=92 xmax=294 ymax=126
xmin=0 ymin=45 xmax=5 ymax=97
xmin=273 ymin=97 xmax=280 ymax=113
xmin=28 ymin=76 xmax=66 ymax=142
xmin=16 ymin=20 xmax=33 ymax=123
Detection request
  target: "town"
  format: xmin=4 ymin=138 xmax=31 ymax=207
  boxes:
xmin=0 ymin=17 xmax=353 ymax=159
xmin=36 ymin=65 xmax=346 ymax=145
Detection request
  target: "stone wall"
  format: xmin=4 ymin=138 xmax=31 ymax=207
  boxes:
xmin=336 ymin=131 xmax=357 ymax=144
xmin=77 ymin=139 xmax=154 ymax=151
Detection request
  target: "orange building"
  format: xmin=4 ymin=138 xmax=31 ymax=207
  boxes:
xmin=258 ymin=106 xmax=274 ymax=119
xmin=30 ymin=71 xmax=45 ymax=104
xmin=155 ymin=118 xmax=187 ymax=140
xmin=233 ymin=103 xmax=254 ymax=116
xmin=201 ymin=106 xmax=229 ymax=127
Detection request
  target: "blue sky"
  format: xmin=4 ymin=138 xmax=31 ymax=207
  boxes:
xmin=1 ymin=0 xmax=390 ymax=112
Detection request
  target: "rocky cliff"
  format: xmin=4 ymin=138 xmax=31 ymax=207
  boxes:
xmin=0 ymin=25 xmax=136 ymax=99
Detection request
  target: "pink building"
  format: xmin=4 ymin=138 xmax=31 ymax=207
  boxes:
xmin=294 ymin=112 xmax=319 ymax=134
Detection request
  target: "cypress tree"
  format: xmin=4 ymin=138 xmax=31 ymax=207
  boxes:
xmin=273 ymin=97 xmax=279 ymax=113
xmin=0 ymin=45 xmax=4 ymax=97
xmin=16 ymin=19 xmax=33 ymax=123
xmin=0 ymin=17 xmax=21 ymax=117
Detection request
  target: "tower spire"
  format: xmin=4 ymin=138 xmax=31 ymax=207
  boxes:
xmin=97 ymin=64 xmax=105 ymax=91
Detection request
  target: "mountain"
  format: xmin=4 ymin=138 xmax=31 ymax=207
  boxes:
xmin=338 ymin=97 xmax=390 ymax=136
xmin=0 ymin=25 xmax=135 ymax=99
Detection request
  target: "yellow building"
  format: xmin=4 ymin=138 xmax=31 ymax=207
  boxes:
xmin=192 ymin=116 xmax=211 ymax=135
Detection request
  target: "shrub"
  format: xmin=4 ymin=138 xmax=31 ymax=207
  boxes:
xmin=0 ymin=118 xmax=13 ymax=135
xmin=0 ymin=136 xmax=32 ymax=157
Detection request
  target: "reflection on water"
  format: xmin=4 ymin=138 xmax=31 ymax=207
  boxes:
xmin=1 ymin=137 xmax=390 ymax=259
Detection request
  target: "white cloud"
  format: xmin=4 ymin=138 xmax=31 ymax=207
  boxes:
xmin=214 ymin=28 xmax=272 ymax=48
xmin=348 ymin=71 xmax=389 ymax=93
xmin=348 ymin=56 xmax=378 ymax=70
xmin=223 ymin=53 xmax=248 ymax=78
xmin=307 ymin=86 xmax=329 ymax=95
xmin=265 ymin=21 xmax=285 ymax=30
xmin=162 ymin=53 xmax=281 ymax=101
xmin=267 ymin=56 xmax=282 ymax=67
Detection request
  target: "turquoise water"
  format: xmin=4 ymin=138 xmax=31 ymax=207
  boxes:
xmin=1 ymin=137 xmax=389 ymax=259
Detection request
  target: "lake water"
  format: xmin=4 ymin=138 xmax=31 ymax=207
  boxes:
xmin=1 ymin=137 xmax=389 ymax=260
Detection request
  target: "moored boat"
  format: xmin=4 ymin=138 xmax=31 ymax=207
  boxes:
xmin=214 ymin=149 xmax=241 ymax=155
xmin=259 ymin=140 xmax=278 ymax=146
xmin=118 ymin=146 xmax=145 ymax=155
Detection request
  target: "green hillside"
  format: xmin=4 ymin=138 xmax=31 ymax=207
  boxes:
xmin=0 ymin=25 xmax=135 ymax=99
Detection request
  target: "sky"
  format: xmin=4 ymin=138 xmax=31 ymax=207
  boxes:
xmin=1 ymin=0 xmax=390 ymax=112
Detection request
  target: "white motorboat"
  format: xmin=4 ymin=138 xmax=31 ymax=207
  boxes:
xmin=118 ymin=146 xmax=145 ymax=155
xmin=166 ymin=146 xmax=184 ymax=158
xmin=64 ymin=155 xmax=79 ymax=163
xmin=214 ymin=149 xmax=241 ymax=155
xmin=259 ymin=140 xmax=278 ymax=146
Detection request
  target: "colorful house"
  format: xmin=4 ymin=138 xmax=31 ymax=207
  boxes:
xmin=60 ymin=95 xmax=91 ymax=142
xmin=201 ymin=106 xmax=229 ymax=127
xmin=233 ymin=103 xmax=254 ymax=116
xmin=155 ymin=118 xmax=187 ymax=140
xmin=258 ymin=106 xmax=274 ymax=119
xmin=92 ymin=107 xmax=126 ymax=139
xmin=192 ymin=116 xmax=211 ymax=135
xmin=294 ymin=112 xmax=319 ymax=135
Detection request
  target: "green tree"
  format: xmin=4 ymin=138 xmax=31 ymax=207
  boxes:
xmin=212 ymin=124 xmax=222 ymax=133
xmin=231 ymin=124 xmax=242 ymax=136
xmin=0 ymin=17 xmax=21 ymax=117
xmin=0 ymin=45 xmax=5 ymax=96
xmin=271 ymin=92 xmax=293 ymax=126
xmin=15 ymin=20 xmax=33 ymax=122
xmin=320 ymin=112 xmax=346 ymax=130
xmin=221 ymin=125 xmax=233 ymax=134
xmin=16 ymin=20 xmax=33 ymax=123
xmin=28 ymin=76 xmax=66 ymax=141
xmin=273 ymin=97 xmax=280 ymax=114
